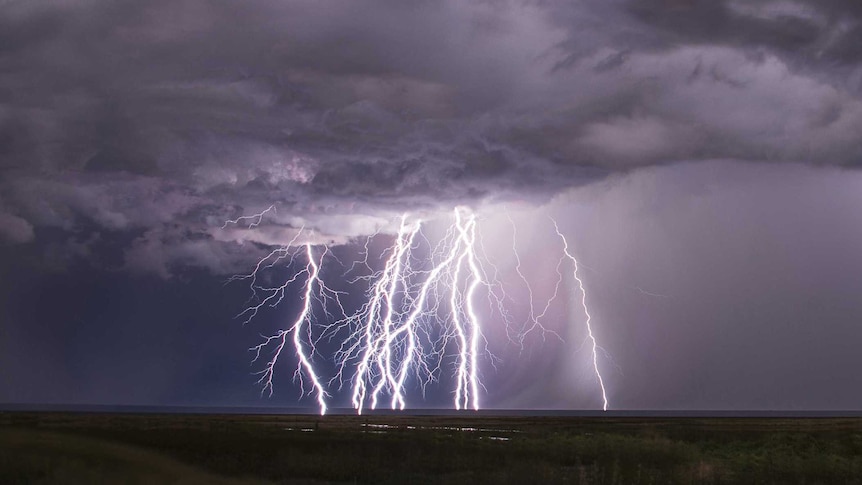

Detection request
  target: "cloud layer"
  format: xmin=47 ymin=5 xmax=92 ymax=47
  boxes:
xmin=1 ymin=0 xmax=861 ymax=274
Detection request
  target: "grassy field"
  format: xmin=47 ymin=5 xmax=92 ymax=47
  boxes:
xmin=2 ymin=412 xmax=862 ymax=484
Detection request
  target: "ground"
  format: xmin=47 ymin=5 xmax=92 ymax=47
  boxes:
xmin=2 ymin=412 xmax=862 ymax=484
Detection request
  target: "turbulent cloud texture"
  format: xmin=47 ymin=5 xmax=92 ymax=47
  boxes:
xmin=2 ymin=0 xmax=861 ymax=274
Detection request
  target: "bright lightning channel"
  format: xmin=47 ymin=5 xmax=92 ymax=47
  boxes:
xmin=248 ymin=244 xmax=331 ymax=415
xmin=340 ymin=208 xmax=485 ymax=413
xmin=552 ymin=219 xmax=609 ymax=411
xmin=229 ymin=206 xmax=612 ymax=414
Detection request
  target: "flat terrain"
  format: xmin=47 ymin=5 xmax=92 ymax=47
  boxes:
xmin=3 ymin=411 xmax=862 ymax=484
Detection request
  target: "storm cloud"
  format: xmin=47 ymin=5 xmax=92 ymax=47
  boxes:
xmin=3 ymin=0 xmax=862 ymax=411
xmin=1 ymin=0 xmax=861 ymax=274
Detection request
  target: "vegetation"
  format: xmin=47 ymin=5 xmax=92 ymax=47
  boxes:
xmin=3 ymin=412 xmax=862 ymax=484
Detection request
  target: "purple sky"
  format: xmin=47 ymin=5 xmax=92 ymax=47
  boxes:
xmin=1 ymin=0 xmax=861 ymax=410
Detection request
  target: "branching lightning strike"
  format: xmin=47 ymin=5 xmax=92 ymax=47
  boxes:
xmin=335 ymin=209 xmax=486 ymax=413
xmin=248 ymin=244 xmax=332 ymax=414
xmin=227 ymin=206 xmax=612 ymax=414
xmin=553 ymin=219 xmax=609 ymax=411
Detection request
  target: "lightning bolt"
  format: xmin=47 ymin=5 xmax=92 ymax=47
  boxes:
xmin=229 ymin=205 xmax=612 ymax=414
xmin=249 ymin=244 xmax=332 ymax=415
xmin=227 ymin=207 xmax=347 ymax=415
xmin=346 ymin=215 xmax=422 ymax=413
xmin=338 ymin=208 xmax=486 ymax=413
xmin=451 ymin=208 xmax=483 ymax=410
xmin=553 ymin=219 xmax=609 ymax=411
xmin=222 ymin=204 xmax=276 ymax=230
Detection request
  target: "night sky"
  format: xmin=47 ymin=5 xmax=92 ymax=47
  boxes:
xmin=2 ymin=0 xmax=862 ymax=411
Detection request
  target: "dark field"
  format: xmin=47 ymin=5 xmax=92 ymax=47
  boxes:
xmin=3 ymin=411 xmax=862 ymax=484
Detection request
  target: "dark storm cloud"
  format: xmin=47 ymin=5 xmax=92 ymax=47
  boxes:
xmin=624 ymin=0 xmax=862 ymax=62
xmin=1 ymin=0 xmax=861 ymax=274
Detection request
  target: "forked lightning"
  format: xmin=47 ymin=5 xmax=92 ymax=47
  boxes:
xmin=227 ymin=207 xmax=611 ymax=414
